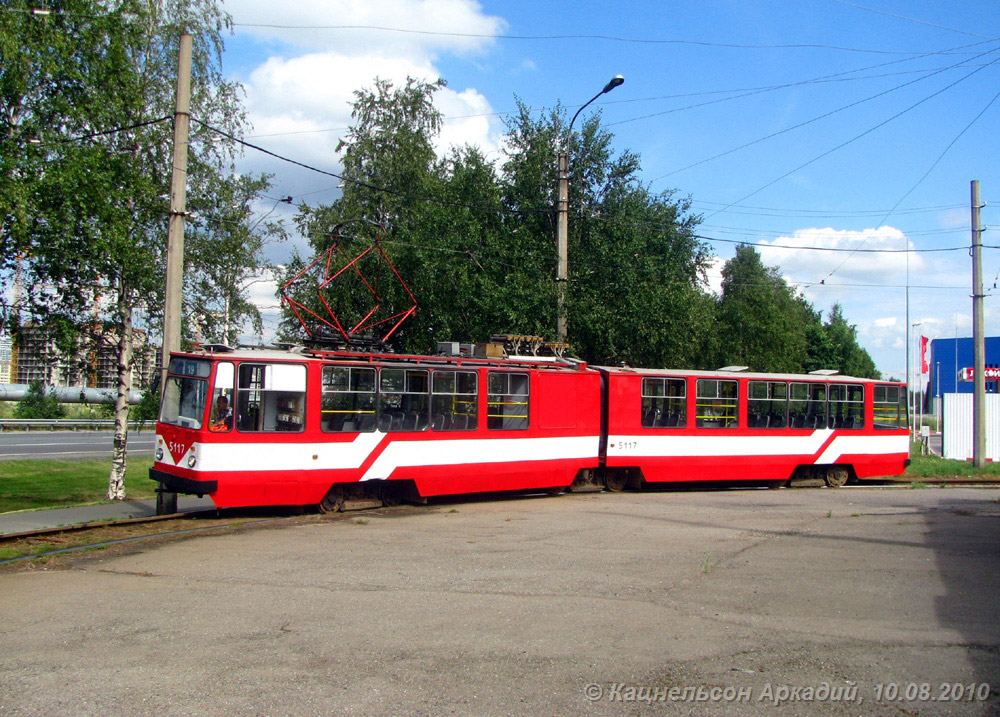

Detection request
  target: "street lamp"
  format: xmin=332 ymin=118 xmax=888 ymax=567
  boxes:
xmin=556 ymin=74 xmax=625 ymax=343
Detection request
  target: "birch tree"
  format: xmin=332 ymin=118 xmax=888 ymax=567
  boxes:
xmin=1 ymin=0 xmax=263 ymax=500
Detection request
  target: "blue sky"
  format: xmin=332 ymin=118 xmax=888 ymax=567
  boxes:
xmin=219 ymin=0 xmax=1000 ymax=382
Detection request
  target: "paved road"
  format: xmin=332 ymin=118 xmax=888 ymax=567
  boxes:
xmin=1 ymin=486 xmax=998 ymax=715
xmin=0 ymin=430 xmax=156 ymax=461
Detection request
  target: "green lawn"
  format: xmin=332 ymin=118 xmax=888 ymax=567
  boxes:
xmin=0 ymin=458 xmax=156 ymax=513
xmin=905 ymin=452 xmax=1000 ymax=479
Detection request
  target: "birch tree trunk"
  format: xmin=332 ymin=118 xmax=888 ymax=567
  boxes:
xmin=107 ymin=289 xmax=134 ymax=501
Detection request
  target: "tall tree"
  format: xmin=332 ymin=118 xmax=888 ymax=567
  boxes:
xmin=186 ymin=173 xmax=287 ymax=346
xmin=715 ymin=245 xmax=809 ymax=372
xmin=822 ymin=302 xmax=879 ymax=378
xmin=1 ymin=0 xmax=270 ymax=499
xmin=290 ymin=83 xmax=711 ymax=367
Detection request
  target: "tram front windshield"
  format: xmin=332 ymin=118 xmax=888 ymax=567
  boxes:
xmin=160 ymin=358 xmax=211 ymax=429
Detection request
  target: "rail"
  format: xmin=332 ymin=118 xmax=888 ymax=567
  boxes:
xmin=0 ymin=419 xmax=153 ymax=432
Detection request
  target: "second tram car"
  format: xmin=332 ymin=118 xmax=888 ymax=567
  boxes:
xmin=150 ymin=344 xmax=910 ymax=510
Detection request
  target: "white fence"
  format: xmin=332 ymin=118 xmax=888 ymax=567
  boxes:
xmin=942 ymin=393 xmax=1000 ymax=461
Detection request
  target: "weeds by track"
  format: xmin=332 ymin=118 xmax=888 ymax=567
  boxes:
xmin=0 ymin=510 xmax=319 ymax=569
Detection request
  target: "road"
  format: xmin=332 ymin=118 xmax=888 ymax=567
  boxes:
xmin=1 ymin=486 xmax=998 ymax=715
xmin=0 ymin=429 xmax=156 ymax=461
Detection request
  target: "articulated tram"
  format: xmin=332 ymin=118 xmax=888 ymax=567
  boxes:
xmin=150 ymin=343 xmax=910 ymax=510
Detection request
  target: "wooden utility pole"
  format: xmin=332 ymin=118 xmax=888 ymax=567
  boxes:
xmin=157 ymin=33 xmax=192 ymax=514
xmin=971 ymin=180 xmax=986 ymax=467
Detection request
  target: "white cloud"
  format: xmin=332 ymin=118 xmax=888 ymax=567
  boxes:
xmin=225 ymin=0 xmax=505 ymax=58
xmin=756 ymin=226 xmax=922 ymax=287
xmin=222 ymin=1 xmax=510 ymax=342
xmin=233 ymin=7 xmax=505 ymax=183
xmin=701 ymin=256 xmax=725 ymax=296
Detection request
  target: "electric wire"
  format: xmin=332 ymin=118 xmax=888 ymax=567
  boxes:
xmin=688 ymin=200 xmax=966 ymax=217
xmin=648 ymin=42 xmax=1000 ymax=182
xmin=827 ymin=0 xmax=992 ymax=40
xmin=191 ymin=117 xmax=550 ymax=216
xmin=22 ymin=116 xmax=173 ymax=146
xmin=196 ymin=115 xmax=996 ymax=262
xmin=613 ymin=39 xmax=1000 ymax=133
xmin=700 ymin=52 xmax=1000 ymax=223
xmin=820 ymin=84 xmax=1000 ymax=284
xmin=227 ymin=20 xmax=998 ymax=55
xmin=242 ymin=59 xmax=998 ymax=141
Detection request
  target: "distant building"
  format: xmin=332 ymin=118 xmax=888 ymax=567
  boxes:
xmin=11 ymin=324 xmax=159 ymax=391
xmin=0 ymin=334 xmax=11 ymax=383
xmin=926 ymin=336 xmax=1000 ymax=412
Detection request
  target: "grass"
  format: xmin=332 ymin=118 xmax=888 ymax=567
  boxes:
xmin=0 ymin=458 xmax=156 ymax=514
xmin=905 ymin=453 xmax=1000 ymax=480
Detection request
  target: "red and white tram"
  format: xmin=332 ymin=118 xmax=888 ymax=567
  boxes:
xmin=150 ymin=344 xmax=910 ymax=510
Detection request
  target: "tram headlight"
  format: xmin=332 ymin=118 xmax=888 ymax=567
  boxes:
xmin=187 ymin=454 xmax=197 ymax=469
xmin=155 ymin=447 xmax=164 ymax=461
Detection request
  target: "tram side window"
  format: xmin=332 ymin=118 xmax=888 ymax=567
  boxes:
xmin=321 ymin=366 xmax=376 ymax=432
xmin=641 ymin=377 xmax=686 ymax=428
xmin=788 ymin=383 xmax=827 ymax=429
xmin=378 ymin=369 xmax=429 ymax=432
xmin=236 ymin=363 xmax=306 ymax=432
xmin=487 ymin=372 xmax=529 ymax=430
xmin=208 ymin=362 xmax=235 ymax=433
xmin=696 ymin=379 xmax=738 ymax=428
xmin=748 ymin=381 xmax=788 ymax=428
xmin=431 ymin=371 xmax=478 ymax=431
xmin=874 ymin=384 xmax=908 ymax=429
xmin=829 ymin=384 xmax=865 ymax=429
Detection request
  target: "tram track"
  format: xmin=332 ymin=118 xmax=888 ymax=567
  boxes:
xmin=0 ymin=511 xmax=308 ymax=568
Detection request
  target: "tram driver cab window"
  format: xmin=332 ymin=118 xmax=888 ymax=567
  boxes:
xmin=235 ymin=362 xmax=306 ymax=432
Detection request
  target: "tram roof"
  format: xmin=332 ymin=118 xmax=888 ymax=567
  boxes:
xmin=594 ymin=365 xmax=895 ymax=384
xmin=174 ymin=348 xmax=898 ymax=384
xmin=174 ymin=346 xmax=591 ymax=371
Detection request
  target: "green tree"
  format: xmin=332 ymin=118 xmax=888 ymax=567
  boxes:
xmin=14 ymin=381 xmax=65 ymax=420
xmin=285 ymin=77 xmax=447 ymax=350
xmin=1 ymin=1 xmax=268 ymax=499
xmin=822 ymin=302 xmax=879 ymax=378
xmin=290 ymin=82 xmax=711 ymax=367
xmin=186 ymin=172 xmax=287 ymax=346
xmin=715 ymin=245 xmax=809 ymax=373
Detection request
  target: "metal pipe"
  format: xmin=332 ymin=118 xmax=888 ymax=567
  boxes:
xmin=0 ymin=384 xmax=144 ymax=404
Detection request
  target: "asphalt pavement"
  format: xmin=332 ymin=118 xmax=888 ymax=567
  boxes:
xmin=2 ymin=486 xmax=998 ymax=715
xmin=0 ymin=429 xmax=157 ymax=461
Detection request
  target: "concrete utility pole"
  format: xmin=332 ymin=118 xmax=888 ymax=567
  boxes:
xmin=555 ymin=75 xmax=624 ymax=343
xmin=971 ymin=180 xmax=986 ymax=467
xmin=157 ymin=32 xmax=192 ymax=514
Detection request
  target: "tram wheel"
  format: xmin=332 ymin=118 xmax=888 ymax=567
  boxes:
xmin=545 ymin=486 xmax=564 ymax=496
xmin=824 ymin=466 xmax=849 ymax=488
xmin=604 ymin=470 xmax=628 ymax=492
xmin=318 ymin=486 xmax=345 ymax=513
xmin=767 ymin=480 xmax=788 ymax=490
